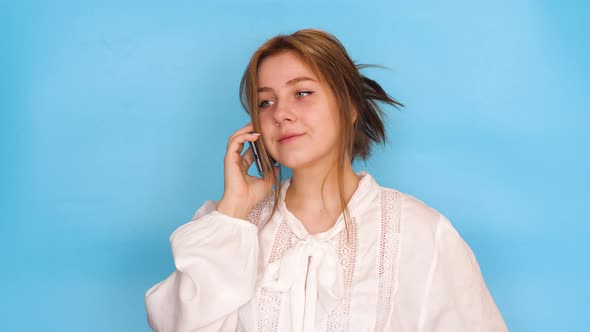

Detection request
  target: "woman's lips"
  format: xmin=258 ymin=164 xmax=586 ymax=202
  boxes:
xmin=279 ymin=133 xmax=304 ymax=144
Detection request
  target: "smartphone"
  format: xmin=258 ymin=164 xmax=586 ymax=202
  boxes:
xmin=248 ymin=137 xmax=276 ymax=177
xmin=248 ymin=140 xmax=265 ymax=176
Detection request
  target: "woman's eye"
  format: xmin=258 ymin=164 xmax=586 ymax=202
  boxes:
xmin=296 ymin=91 xmax=314 ymax=98
xmin=258 ymin=100 xmax=275 ymax=108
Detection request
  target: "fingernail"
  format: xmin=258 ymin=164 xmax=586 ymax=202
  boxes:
xmin=250 ymin=132 xmax=261 ymax=136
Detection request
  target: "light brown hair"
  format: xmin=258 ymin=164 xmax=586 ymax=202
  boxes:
xmin=239 ymin=28 xmax=404 ymax=232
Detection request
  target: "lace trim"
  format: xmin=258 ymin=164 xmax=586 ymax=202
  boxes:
xmin=256 ymin=288 xmax=282 ymax=332
xmin=247 ymin=194 xmax=273 ymax=229
xmin=256 ymin=219 xmax=294 ymax=332
xmin=326 ymin=217 xmax=358 ymax=332
xmin=375 ymin=189 xmax=401 ymax=330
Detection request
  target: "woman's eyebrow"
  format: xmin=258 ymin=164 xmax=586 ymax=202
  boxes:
xmin=257 ymin=76 xmax=317 ymax=93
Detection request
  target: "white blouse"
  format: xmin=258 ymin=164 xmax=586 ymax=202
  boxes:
xmin=145 ymin=172 xmax=508 ymax=331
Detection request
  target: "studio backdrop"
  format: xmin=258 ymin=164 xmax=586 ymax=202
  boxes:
xmin=1 ymin=0 xmax=588 ymax=331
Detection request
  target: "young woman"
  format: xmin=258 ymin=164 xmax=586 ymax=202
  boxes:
xmin=145 ymin=29 xmax=508 ymax=331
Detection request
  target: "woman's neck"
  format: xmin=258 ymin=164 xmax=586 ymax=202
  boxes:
xmin=285 ymin=161 xmax=361 ymax=221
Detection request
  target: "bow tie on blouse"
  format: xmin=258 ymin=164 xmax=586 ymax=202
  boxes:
xmin=260 ymin=237 xmax=345 ymax=328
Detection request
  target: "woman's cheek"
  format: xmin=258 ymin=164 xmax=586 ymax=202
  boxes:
xmin=258 ymin=113 xmax=273 ymax=132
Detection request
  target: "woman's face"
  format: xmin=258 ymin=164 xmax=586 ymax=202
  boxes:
xmin=257 ymin=51 xmax=342 ymax=171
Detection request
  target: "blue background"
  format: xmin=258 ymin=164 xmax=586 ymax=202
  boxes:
xmin=2 ymin=0 xmax=588 ymax=331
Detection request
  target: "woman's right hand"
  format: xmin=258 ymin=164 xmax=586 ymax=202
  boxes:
xmin=216 ymin=122 xmax=278 ymax=220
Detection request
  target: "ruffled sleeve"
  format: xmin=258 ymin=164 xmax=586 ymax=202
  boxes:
xmin=145 ymin=200 xmax=259 ymax=332
xmin=418 ymin=214 xmax=508 ymax=332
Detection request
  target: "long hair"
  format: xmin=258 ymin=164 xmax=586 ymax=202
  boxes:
xmin=239 ymin=29 xmax=404 ymax=233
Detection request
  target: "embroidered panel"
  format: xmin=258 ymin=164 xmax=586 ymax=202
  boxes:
xmin=247 ymin=195 xmax=273 ymax=229
xmin=375 ymin=189 xmax=401 ymax=331
xmin=326 ymin=217 xmax=358 ymax=332
xmin=256 ymin=219 xmax=294 ymax=332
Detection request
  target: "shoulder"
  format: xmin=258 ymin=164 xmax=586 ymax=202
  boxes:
xmin=374 ymin=185 xmax=475 ymax=274
xmin=376 ymin=184 xmax=450 ymax=242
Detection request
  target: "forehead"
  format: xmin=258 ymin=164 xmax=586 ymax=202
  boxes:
xmin=257 ymin=51 xmax=318 ymax=87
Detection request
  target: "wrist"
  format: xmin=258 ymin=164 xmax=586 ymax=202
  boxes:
xmin=216 ymin=198 xmax=249 ymax=220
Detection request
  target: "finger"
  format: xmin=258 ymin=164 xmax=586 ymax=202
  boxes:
xmin=226 ymin=132 xmax=261 ymax=161
xmin=241 ymin=146 xmax=255 ymax=167
xmin=230 ymin=122 xmax=256 ymax=140
xmin=227 ymin=125 xmax=258 ymax=151
xmin=239 ymin=147 xmax=254 ymax=172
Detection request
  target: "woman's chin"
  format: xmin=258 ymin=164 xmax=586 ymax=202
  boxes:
xmin=275 ymin=158 xmax=307 ymax=171
xmin=276 ymin=156 xmax=324 ymax=173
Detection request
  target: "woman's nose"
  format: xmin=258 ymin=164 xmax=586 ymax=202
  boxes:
xmin=272 ymin=100 xmax=296 ymax=124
